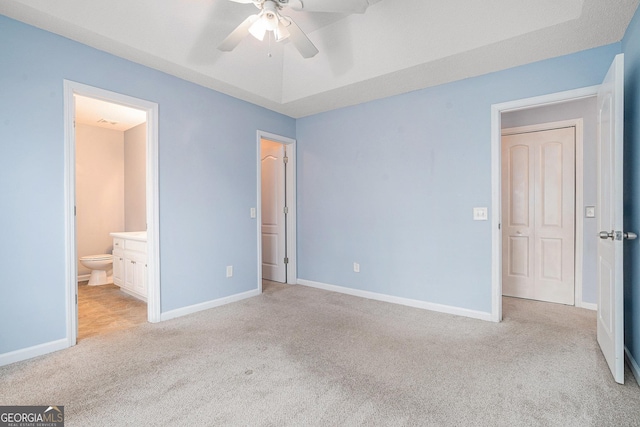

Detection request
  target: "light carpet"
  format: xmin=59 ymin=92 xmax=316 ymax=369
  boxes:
xmin=1 ymin=283 xmax=639 ymax=426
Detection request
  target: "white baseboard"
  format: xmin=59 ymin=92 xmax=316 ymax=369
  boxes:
xmin=297 ymin=279 xmax=493 ymax=322
xmin=580 ymin=302 xmax=597 ymax=311
xmin=0 ymin=339 xmax=68 ymax=367
xmin=77 ymin=273 xmax=90 ymax=282
xmin=625 ymin=346 xmax=640 ymax=386
xmin=160 ymin=288 xmax=261 ymax=322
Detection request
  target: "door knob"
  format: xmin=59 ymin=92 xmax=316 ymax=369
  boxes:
xmin=599 ymin=231 xmax=637 ymax=240
xmin=599 ymin=231 xmax=614 ymax=240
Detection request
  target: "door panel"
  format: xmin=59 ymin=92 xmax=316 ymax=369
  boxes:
xmin=502 ymin=127 xmax=575 ymax=305
xmin=596 ymin=53 xmax=624 ymax=384
xmin=261 ymin=139 xmax=287 ymax=283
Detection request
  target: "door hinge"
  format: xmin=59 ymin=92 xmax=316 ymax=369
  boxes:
xmin=284 ymin=257 xmax=289 ymax=264
xmin=283 ymin=155 xmax=289 ymax=164
xmin=283 ymin=206 xmax=289 ymax=214
xmin=76 ymin=294 xmax=78 ymax=304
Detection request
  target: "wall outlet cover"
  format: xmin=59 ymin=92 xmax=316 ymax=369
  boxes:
xmin=473 ymin=207 xmax=488 ymax=221
xmin=585 ymin=206 xmax=596 ymax=218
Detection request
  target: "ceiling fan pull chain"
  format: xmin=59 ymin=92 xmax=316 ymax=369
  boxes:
xmin=268 ymin=30 xmax=272 ymax=57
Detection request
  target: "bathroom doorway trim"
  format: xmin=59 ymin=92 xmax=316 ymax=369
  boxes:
xmin=63 ymin=80 xmax=161 ymax=347
xmin=256 ymin=130 xmax=297 ymax=291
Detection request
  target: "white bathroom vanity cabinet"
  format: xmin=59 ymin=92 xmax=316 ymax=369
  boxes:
xmin=110 ymin=231 xmax=147 ymax=301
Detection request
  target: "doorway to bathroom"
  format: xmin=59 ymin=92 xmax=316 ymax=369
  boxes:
xmin=257 ymin=131 xmax=297 ymax=291
xmin=64 ymin=81 xmax=160 ymax=347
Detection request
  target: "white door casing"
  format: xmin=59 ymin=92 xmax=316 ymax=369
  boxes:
xmin=596 ymin=53 xmax=625 ymax=384
xmin=261 ymin=139 xmax=287 ymax=283
xmin=64 ymin=80 xmax=160 ymax=348
xmin=502 ymin=127 xmax=576 ymax=305
xmin=492 ymin=86 xmax=601 ymax=323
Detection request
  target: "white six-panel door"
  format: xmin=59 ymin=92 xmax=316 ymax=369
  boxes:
xmin=261 ymin=139 xmax=287 ymax=283
xmin=502 ymin=127 xmax=575 ymax=305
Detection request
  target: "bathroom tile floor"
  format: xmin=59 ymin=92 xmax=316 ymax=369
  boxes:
xmin=78 ymin=282 xmax=147 ymax=341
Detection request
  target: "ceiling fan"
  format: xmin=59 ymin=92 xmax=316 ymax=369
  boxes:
xmin=218 ymin=0 xmax=376 ymax=58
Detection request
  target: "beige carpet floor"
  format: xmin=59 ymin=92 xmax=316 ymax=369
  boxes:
xmin=1 ymin=282 xmax=639 ymax=426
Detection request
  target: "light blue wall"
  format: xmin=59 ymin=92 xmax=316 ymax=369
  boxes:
xmin=502 ymin=98 xmax=599 ymax=304
xmin=622 ymin=5 xmax=640 ymax=372
xmin=0 ymin=15 xmax=295 ymax=354
xmin=296 ymin=44 xmax=621 ymax=314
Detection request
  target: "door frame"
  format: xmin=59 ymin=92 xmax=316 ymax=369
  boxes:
xmin=501 ymin=119 xmax=582 ymax=306
xmin=63 ymin=80 xmax=161 ymax=348
xmin=491 ymin=85 xmax=599 ymax=322
xmin=256 ymin=130 xmax=297 ymax=291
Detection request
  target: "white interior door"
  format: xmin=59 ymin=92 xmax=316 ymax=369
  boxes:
xmin=261 ymin=139 xmax=287 ymax=283
xmin=596 ymin=53 xmax=625 ymax=384
xmin=502 ymin=127 xmax=575 ymax=305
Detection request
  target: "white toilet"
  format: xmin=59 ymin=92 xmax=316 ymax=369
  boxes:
xmin=79 ymin=254 xmax=113 ymax=286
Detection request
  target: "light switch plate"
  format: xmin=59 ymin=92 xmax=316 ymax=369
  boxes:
xmin=250 ymin=207 xmax=256 ymax=218
xmin=585 ymin=206 xmax=596 ymax=218
xmin=473 ymin=207 xmax=488 ymax=221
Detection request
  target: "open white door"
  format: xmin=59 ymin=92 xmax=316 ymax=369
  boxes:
xmin=596 ymin=53 xmax=629 ymax=384
xmin=261 ymin=139 xmax=287 ymax=283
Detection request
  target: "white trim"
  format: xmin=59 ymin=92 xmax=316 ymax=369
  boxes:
xmin=297 ymin=279 xmax=493 ymax=322
xmin=625 ymin=346 xmax=640 ymax=386
xmin=501 ymin=119 xmax=585 ymax=308
xmin=145 ymin=96 xmax=161 ymax=323
xmin=0 ymin=339 xmax=68 ymax=367
xmin=491 ymin=85 xmax=599 ymax=322
xmin=160 ymin=289 xmax=261 ymax=322
xmin=581 ymin=302 xmax=598 ymax=311
xmin=63 ymin=80 xmax=77 ymax=347
xmin=256 ymin=131 xmax=298 ymax=290
xmin=77 ymin=274 xmax=91 ymax=282
xmin=64 ymin=81 xmax=161 ymax=352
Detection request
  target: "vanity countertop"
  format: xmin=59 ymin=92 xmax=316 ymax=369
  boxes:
xmin=110 ymin=231 xmax=147 ymax=242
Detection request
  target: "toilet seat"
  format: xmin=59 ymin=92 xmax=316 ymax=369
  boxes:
xmin=80 ymin=254 xmax=112 ymax=261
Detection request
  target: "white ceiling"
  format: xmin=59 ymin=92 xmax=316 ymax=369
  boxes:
xmin=2 ymin=0 xmax=638 ymax=118
xmin=75 ymin=95 xmax=146 ymax=131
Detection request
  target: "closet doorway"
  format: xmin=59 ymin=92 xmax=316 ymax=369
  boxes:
xmin=501 ymin=123 xmax=576 ymax=305
xmin=257 ymin=131 xmax=297 ymax=289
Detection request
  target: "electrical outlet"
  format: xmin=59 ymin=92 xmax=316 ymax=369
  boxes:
xmin=353 ymin=262 xmax=360 ymax=273
xmin=226 ymin=265 xmax=233 ymax=278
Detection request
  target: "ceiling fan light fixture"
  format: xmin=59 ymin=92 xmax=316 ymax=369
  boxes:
xmin=275 ymin=20 xmax=290 ymax=42
xmin=248 ymin=17 xmax=268 ymax=41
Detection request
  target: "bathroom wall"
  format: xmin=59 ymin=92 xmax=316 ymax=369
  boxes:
xmin=124 ymin=122 xmax=146 ymax=232
xmin=76 ymin=124 xmax=125 ymax=277
xmin=501 ymin=97 xmax=598 ymax=305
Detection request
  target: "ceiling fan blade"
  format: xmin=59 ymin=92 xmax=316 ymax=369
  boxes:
xmin=288 ymin=0 xmax=370 ymax=14
xmin=218 ymin=14 xmax=260 ymax=52
xmin=283 ymin=18 xmax=319 ymax=58
xmin=227 ymin=0 xmax=255 ymax=3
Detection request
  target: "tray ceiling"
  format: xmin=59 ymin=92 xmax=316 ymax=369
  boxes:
xmin=1 ymin=0 xmax=638 ymax=118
